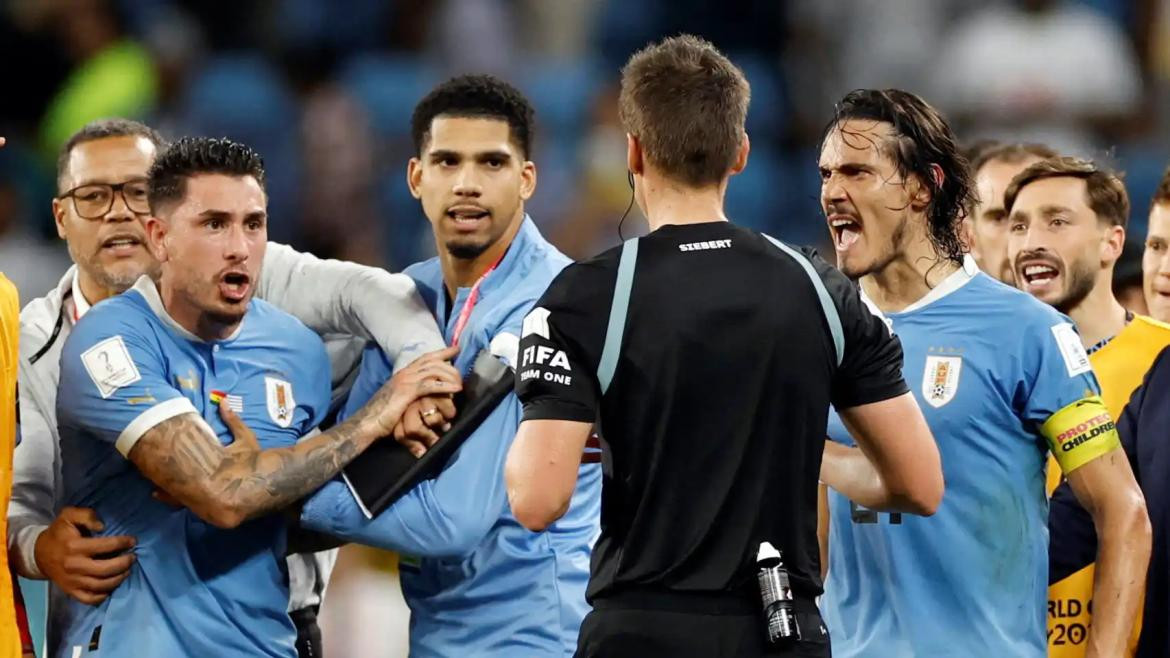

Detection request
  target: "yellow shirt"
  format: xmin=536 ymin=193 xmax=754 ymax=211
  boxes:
xmin=1047 ymin=315 xmax=1170 ymax=658
xmin=0 ymin=275 xmax=20 ymax=657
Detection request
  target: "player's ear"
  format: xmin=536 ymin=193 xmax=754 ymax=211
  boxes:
xmin=908 ymin=166 xmax=939 ymax=213
xmin=1101 ymin=222 xmax=1125 ymax=265
xmin=407 ymin=157 xmax=423 ymax=200
xmin=144 ymin=216 xmax=169 ymax=262
xmin=519 ymin=159 xmax=537 ymax=201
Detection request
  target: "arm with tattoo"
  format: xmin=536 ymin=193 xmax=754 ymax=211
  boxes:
xmin=128 ymin=346 xmax=461 ymax=529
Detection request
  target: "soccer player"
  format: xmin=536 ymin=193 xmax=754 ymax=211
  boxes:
xmin=1006 ymin=157 xmax=1170 ymax=656
xmin=1144 ymin=171 xmax=1170 ymax=323
xmin=299 ymin=74 xmax=601 ymax=657
xmin=10 ymin=119 xmax=446 ymax=657
xmin=816 ymin=89 xmax=1149 ymax=658
xmin=504 ymin=36 xmax=941 ymax=658
xmin=53 ymin=136 xmax=461 ymax=657
xmin=968 ymin=142 xmax=1057 ymax=283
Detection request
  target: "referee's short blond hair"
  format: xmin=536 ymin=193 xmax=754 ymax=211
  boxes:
xmin=619 ymin=34 xmax=750 ymax=188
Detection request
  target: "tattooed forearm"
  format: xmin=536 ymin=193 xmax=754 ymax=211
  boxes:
xmin=220 ymin=417 xmax=368 ymax=519
xmin=128 ymin=412 xmax=379 ymax=528
xmin=124 ymin=349 xmax=452 ymax=528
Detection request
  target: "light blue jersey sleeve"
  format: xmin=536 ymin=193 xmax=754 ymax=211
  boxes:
xmin=58 ymin=303 xmax=191 ymax=456
xmin=1017 ymin=315 xmax=1101 ymax=427
xmin=302 ymin=343 xmax=516 ymax=558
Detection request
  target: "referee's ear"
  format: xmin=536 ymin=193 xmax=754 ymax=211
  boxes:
xmin=626 ymin=133 xmax=643 ymax=178
xmin=730 ymin=133 xmax=750 ymax=176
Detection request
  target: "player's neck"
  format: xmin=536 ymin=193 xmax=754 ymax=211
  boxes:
xmin=441 ymin=208 xmax=524 ymax=299
xmin=860 ymin=232 xmax=960 ymax=313
xmin=76 ymin=270 xmax=119 ymax=307
xmin=1067 ymin=274 xmax=1128 ymax=349
xmin=641 ymin=175 xmax=728 ymax=232
xmin=158 ymin=277 xmax=241 ymax=342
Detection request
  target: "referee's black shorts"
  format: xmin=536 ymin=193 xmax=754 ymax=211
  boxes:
xmin=576 ymin=590 xmax=830 ymax=658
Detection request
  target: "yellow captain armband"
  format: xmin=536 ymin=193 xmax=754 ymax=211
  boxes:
xmin=1041 ymin=395 xmax=1122 ymax=474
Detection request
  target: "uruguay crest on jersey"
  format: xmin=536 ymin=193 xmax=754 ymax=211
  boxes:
xmin=265 ymin=376 xmax=295 ymax=428
xmin=922 ymin=355 xmax=962 ymax=408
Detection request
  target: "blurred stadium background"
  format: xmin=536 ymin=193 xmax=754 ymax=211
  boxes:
xmin=2 ymin=0 xmax=1167 ymax=655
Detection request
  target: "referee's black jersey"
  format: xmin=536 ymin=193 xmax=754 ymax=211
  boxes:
xmin=515 ymin=221 xmax=907 ymax=606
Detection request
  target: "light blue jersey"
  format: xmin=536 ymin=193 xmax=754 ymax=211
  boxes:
xmin=820 ymin=259 xmax=1100 ymax=658
xmin=302 ymin=218 xmax=601 ymax=657
xmin=56 ymin=277 xmax=331 ymax=658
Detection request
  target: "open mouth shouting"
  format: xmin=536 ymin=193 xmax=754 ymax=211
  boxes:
xmin=1017 ymin=257 xmax=1062 ymax=295
xmin=829 ymin=213 xmax=863 ymax=253
xmin=218 ymin=270 xmax=252 ymax=303
xmin=446 ymin=205 xmax=491 ymax=233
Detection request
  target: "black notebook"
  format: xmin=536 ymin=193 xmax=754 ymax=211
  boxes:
xmin=341 ymin=349 xmax=514 ymax=518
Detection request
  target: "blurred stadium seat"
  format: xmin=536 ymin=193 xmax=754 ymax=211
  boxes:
xmin=178 ymin=54 xmax=302 ymax=243
xmin=514 ymin=59 xmax=601 ymax=142
xmin=732 ymin=53 xmax=787 ymax=141
xmin=339 ymin=54 xmax=441 ymax=141
xmin=1116 ymin=143 xmax=1164 ymax=236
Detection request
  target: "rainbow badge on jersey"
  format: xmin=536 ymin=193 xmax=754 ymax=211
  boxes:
xmin=209 ymin=389 xmax=244 ymax=413
xmin=265 ymin=376 xmax=295 ymax=428
xmin=922 ymin=355 xmax=962 ymax=408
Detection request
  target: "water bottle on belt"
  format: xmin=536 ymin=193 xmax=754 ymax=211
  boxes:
xmin=757 ymin=541 xmax=801 ymax=645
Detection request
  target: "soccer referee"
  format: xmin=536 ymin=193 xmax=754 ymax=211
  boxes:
xmin=504 ymin=35 xmax=943 ymax=658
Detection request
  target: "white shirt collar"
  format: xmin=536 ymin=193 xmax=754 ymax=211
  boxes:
xmin=896 ymin=255 xmax=980 ymax=314
xmin=70 ymin=270 xmax=93 ymax=320
xmin=130 ymin=275 xmax=244 ymax=342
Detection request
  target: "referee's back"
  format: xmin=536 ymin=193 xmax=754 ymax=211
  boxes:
xmin=517 ymin=221 xmax=906 ymax=606
xmin=505 ymin=33 xmax=940 ymax=658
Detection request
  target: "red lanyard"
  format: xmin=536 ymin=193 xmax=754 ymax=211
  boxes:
xmin=450 ymin=252 xmax=505 ymax=347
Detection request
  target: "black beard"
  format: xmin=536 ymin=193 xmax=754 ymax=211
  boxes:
xmin=446 ymin=240 xmax=490 ymax=260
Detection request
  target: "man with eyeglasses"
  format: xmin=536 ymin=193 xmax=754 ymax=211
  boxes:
xmin=9 ymin=119 xmax=449 ymax=657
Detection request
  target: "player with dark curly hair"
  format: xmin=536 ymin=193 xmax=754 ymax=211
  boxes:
xmin=299 ymin=74 xmax=603 ymax=657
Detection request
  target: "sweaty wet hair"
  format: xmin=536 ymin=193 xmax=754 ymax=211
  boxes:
xmin=147 ymin=137 xmax=266 ymax=216
xmin=821 ymin=89 xmax=974 ymax=265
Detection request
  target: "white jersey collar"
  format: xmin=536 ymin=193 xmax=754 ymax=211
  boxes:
xmin=131 ymin=275 xmax=244 ymax=342
xmin=894 ymin=255 xmax=980 ymax=314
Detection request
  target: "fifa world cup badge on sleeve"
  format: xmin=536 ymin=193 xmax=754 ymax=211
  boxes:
xmin=1041 ymin=396 xmax=1121 ymax=474
xmin=1051 ymin=323 xmax=1092 ymax=377
xmin=81 ymin=336 xmax=142 ymax=398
